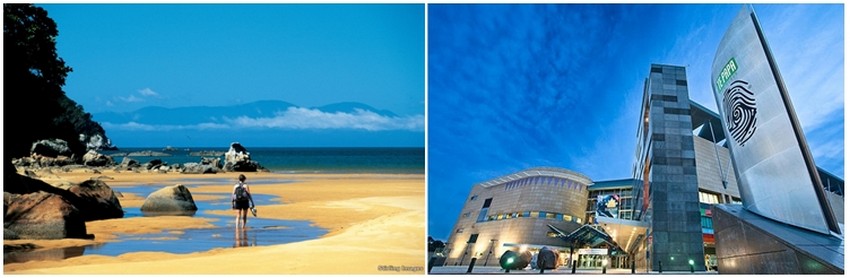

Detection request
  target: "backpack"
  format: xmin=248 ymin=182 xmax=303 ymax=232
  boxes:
xmin=234 ymin=183 xmax=249 ymax=201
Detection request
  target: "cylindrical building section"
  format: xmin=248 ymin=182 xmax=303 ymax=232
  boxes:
xmin=444 ymin=167 xmax=593 ymax=267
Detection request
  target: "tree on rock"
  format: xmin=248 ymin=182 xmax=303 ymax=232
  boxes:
xmin=4 ymin=4 xmax=112 ymax=164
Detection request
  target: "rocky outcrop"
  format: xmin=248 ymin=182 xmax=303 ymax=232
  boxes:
xmin=118 ymin=157 xmax=140 ymax=170
xmin=127 ymin=150 xmax=171 ymax=157
xmin=67 ymin=179 xmax=123 ymax=221
xmin=140 ymin=184 xmax=198 ymax=216
xmin=30 ymin=139 xmax=73 ymax=158
xmin=145 ymin=159 xmax=164 ymax=170
xmin=82 ymin=150 xmax=113 ymax=167
xmin=181 ymin=163 xmax=219 ymax=174
xmin=223 ymin=142 xmax=262 ymax=172
xmin=4 ymin=192 xmax=89 ymax=239
xmin=13 ymin=154 xmax=75 ymax=167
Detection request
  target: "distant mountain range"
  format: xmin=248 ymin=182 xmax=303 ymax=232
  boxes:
xmin=93 ymin=100 xmax=423 ymax=148
xmin=92 ymin=100 xmax=400 ymax=125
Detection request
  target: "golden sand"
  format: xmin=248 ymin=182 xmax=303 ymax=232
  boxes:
xmin=4 ymin=170 xmax=426 ymax=274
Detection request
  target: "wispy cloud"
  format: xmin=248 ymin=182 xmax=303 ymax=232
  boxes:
xmin=117 ymin=95 xmax=145 ymax=103
xmin=102 ymin=107 xmax=424 ymax=132
xmin=138 ymin=88 xmax=159 ymax=97
xmin=227 ymin=107 xmax=424 ymax=131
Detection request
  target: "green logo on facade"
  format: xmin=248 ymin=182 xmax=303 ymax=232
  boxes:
xmin=715 ymin=58 xmax=738 ymax=92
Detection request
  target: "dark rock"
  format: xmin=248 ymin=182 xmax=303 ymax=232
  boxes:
xmin=67 ymin=179 xmax=123 ymax=221
xmin=4 ymin=192 xmax=88 ymax=239
xmin=140 ymin=184 xmax=198 ymax=216
xmin=4 ymin=228 xmax=20 ymax=240
xmin=118 ymin=157 xmax=140 ymax=170
xmin=500 ymin=250 xmax=533 ymax=270
xmin=30 ymin=139 xmax=72 ymax=158
xmin=145 ymin=159 xmax=164 ymax=170
xmin=536 ymin=246 xmax=560 ymax=270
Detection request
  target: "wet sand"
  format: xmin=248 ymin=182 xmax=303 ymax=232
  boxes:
xmin=4 ymin=170 xmax=426 ymax=274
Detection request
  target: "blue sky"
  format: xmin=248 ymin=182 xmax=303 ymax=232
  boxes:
xmin=427 ymin=4 xmax=844 ymax=240
xmin=39 ymin=4 xmax=424 ymax=147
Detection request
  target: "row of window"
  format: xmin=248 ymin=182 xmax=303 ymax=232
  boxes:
xmin=478 ymin=210 xmax=583 ymax=224
xmin=503 ymin=176 xmax=585 ymax=191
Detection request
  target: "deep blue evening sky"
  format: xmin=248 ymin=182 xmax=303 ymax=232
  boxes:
xmin=428 ymin=4 xmax=844 ymax=240
xmin=39 ymin=4 xmax=424 ymax=147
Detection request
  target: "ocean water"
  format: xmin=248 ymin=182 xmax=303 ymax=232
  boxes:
xmin=103 ymin=147 xmax=425 ymax=174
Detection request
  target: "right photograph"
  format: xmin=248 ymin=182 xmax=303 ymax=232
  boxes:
xmin=427 ymin=4 xmax=844 ymax=275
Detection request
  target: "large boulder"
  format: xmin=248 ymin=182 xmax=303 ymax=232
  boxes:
xmin=67 ymin=179 xmax=124 ymax=221
xmin=4 ymin=192 xmax=89 ymax=239
xmin=223 ymin=142 xmax=262 ymax=172
xmin=140 ymin=184 xmax=198 ymax=216
xmin=536 ymin=246 xmax=560 ymax=270
xmin=30 ymin=139 xmax=73 ymax=158
xmin=82 ymin=150 xmax=114 ymax=167
xmin=500 ymin=250 xmax=533 ymax=270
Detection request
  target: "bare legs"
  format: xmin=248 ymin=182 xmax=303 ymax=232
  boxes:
xmin=235 ymin=208 xmax=248 ymax=229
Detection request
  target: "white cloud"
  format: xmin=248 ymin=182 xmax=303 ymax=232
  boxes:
xmin=117 ymin=95 xmax=145 ymax=103
xmin=138 ymin=88 xmax=159 ymax=97
xmin=227 ymin=107 xmax=425 ymax=131
xmin=102 ymin=107 xmax=425 ymax=132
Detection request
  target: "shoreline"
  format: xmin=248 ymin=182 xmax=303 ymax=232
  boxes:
xmin=4 ymin=169 xmax=426 ymax=274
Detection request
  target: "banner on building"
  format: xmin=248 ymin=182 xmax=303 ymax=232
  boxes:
xmin=710 ymin=6 xmax=839 ymax=235
xmin=595 ymin=194 xmax=620 ymax=219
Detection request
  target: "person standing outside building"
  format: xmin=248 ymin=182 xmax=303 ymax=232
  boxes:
xmin=232 ymin=174 xmax=254 ymax=229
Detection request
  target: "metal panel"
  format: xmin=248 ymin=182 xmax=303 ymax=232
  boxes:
xmin=710 ymin=6 xmax=839 ymax=235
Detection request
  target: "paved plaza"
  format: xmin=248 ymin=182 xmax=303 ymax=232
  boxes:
xmin=429 ymin=266 xmax=718 ymax=275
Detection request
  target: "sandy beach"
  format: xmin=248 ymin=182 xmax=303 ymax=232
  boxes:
xmin=4 ymin=170 xmax=426 ymax=274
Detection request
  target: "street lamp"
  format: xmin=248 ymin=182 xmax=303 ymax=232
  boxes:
xmin=602 ymin=258 xmax=609 ymax=274
xmin=689 ymin=259 xmax=695 ymax=273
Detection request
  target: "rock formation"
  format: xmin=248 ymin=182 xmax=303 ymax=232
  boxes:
xmin=4 ymin=192 xmax=89 ymax=239
xmin=223 ymin=142 xmax=262 ymax=172
xmin=140 ymin=184 xmax=198 ymax=216
xmin=67 ymin=179 xmax=124 ymax=221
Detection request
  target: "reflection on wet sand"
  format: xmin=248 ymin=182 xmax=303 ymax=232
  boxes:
xmin=4 ymin=245 xmax=88 ymax=264
xmin=233 ymin=228 xmax=255 ymax=248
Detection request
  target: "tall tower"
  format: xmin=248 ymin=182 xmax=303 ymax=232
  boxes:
xmin=633 ymin=64 xmax=706 ymax=271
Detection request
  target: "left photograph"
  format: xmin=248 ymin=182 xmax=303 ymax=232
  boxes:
xmin=4 ymin=4 xmax=425 ymax=274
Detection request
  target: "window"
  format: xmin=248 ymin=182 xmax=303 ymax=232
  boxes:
xmin=538 ymin=211 xmax=546 ymax=218
xmin=523 ymin=211 xmax=531 ymax=217
xmin=482 ymin=198 xmax=493 ymax=208
xmin=462 ymin=212 xmax=471 ymax=218
xmin=456 ymin=228 xmax=464 ymax=233
xmin=470 ymin=195 xmax=478 ymax=201
xmin=477 ymin=208 xmax=489 ymax=222
xmin=701 ymin=216 xmax=713 ymax=230
xmin=545 ymin=212 xmax=556 ymax=219
xmin=564 ymin=215 xmax=572 ymax=222
xmin=468 ymin=234 xmax=479 ymax=243
xmin=699 ymin=191 xmax=720 ymax=204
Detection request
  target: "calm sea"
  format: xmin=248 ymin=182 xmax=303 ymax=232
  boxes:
xmin=103 ymin=147 xmax=424 ymax=174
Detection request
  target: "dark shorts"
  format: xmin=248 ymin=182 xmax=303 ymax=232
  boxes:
xmin=233 ymin=199 xmax=250 ymax=210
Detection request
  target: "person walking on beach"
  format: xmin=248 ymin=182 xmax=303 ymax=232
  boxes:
xmin=232 ymin=174 xmax=254 ymax=229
